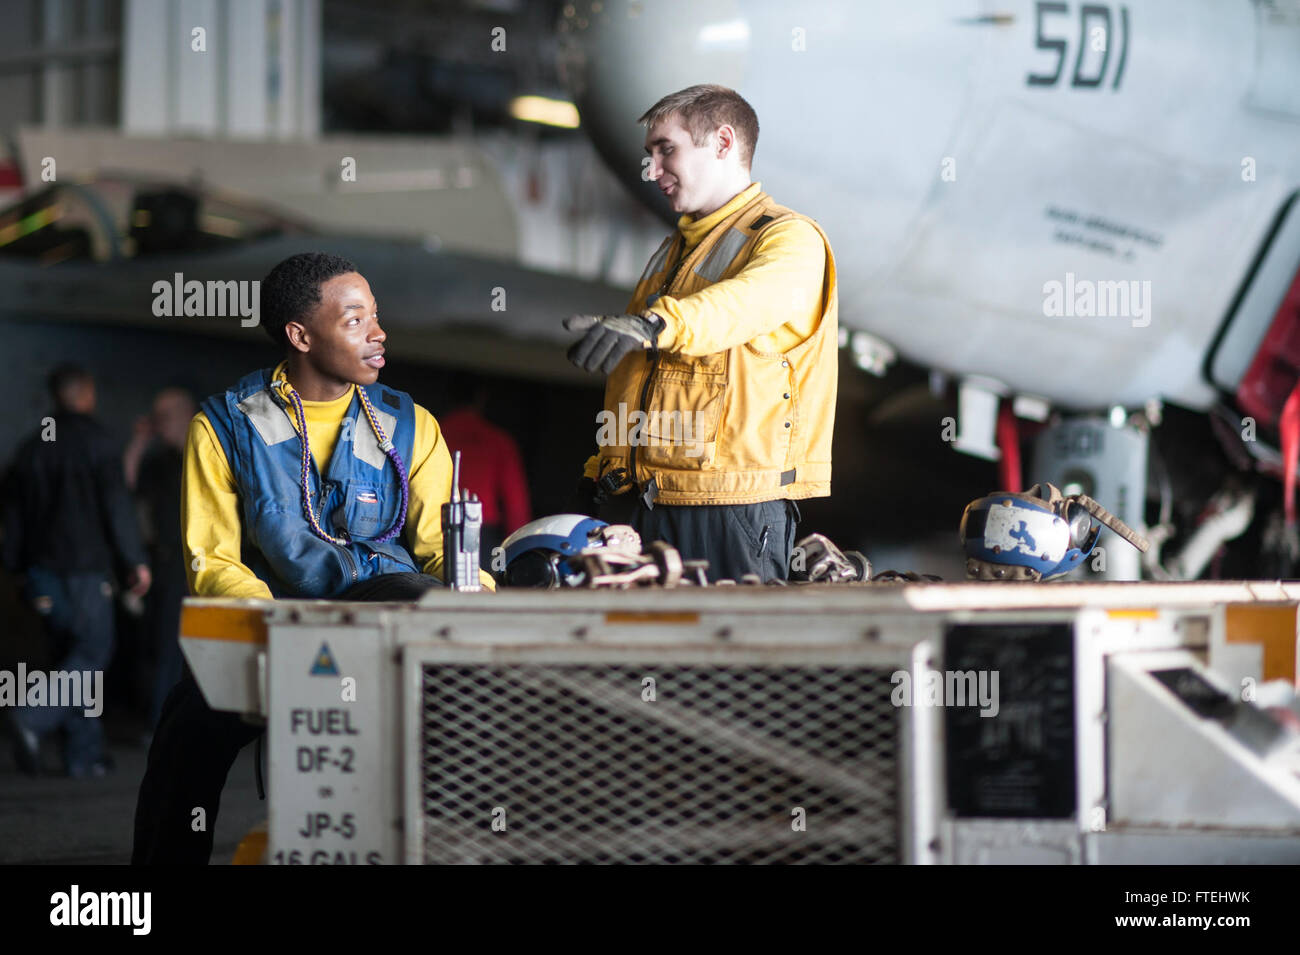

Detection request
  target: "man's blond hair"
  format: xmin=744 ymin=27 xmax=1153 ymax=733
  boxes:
xmin=638 ymin=84 xmax=759 ymax=169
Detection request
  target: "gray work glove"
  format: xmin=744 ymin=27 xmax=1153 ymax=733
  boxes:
xmin=564 ymin=312 xmax=666 ymax=374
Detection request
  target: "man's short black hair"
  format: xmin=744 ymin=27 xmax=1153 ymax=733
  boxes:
xmin=47 ymin=363 xmax=93 ymax=407
xmin=261 ymin=252 xmax=358 ymax=350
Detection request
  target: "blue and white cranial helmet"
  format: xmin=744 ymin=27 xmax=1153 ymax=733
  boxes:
xmin=960 ymin=483 xmax=1145 ymax=581
xmin=500 ymin=514 xmax=612 ymax=588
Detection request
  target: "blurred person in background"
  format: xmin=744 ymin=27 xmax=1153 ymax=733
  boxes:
xmin=2 ymin=364 xmax=151 ymax=776
xmin=437 ymin=380 xmax=531 ymax=569
xmin=124 ymin=386 xmax=197 ymax=731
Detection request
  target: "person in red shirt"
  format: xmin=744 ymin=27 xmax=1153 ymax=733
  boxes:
xmin=437 ymin=385 xmax=531 ymax=570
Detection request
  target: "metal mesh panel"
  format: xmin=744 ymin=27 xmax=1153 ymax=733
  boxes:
xmin=420 ymin=663 xmax=899 ymax=864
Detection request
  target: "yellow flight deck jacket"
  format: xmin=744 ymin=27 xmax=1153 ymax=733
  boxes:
xmin=584 ymin=183 xmax=838 ymax=506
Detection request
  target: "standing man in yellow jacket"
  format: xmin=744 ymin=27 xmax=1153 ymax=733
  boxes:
xmin=565 ymin=85 xmax=838 ymax=582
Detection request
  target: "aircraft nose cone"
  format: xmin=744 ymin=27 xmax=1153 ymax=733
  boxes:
xmin=557 ymin=0 xmax=750 ymax=212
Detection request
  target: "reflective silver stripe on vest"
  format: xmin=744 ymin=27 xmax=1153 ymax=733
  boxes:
xmin=238 ymin=389 xmax=297 ymax=446
xmin=638 ymin=237 xmax=675 ymax=284
xmin=693 ymin=226 xmax=750 ymax=282
xmin=353 ymin=406 xmax=398 ymax=470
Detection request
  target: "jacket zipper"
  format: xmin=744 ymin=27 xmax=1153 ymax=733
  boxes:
xmin=319 ymin=475 xmax=359 ymax=583
xmin=629 ymin=350 xmax=658 ymax=488
xmin=331 ymin=484 xmax=359 ymax=582
xmin=631 ymin=237 xmax=686 ymax=489
xmin=340 ymin=542 xmax=360 ymax=582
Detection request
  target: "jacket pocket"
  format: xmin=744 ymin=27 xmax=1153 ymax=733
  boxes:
xmin=340 ymin=481 xmax=393 ymax=541
xmin=639 ymin=354 xmax=728 ymax=469
xmin=355 ymin=538 xmax=419 ymax=574
xmin=724 ymin=500 xmax=784 ymax=558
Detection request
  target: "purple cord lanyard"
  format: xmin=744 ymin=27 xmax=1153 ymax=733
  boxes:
xmin=280 ymin=381 xmax=409 ymax=546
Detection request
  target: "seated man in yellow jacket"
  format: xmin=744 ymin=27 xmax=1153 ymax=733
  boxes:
xmin=133 ymin=252 xmax=492 ymax=864
xmin=565 ymin=84 xmax=839 ymax=582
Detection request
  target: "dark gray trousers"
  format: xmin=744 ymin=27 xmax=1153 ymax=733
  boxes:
xmin=601 ymin=497 xmax=801 ymax=583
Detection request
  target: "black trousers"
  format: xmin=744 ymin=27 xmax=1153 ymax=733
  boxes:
xmin=600 ymin=497 xmax=801 ymax=583
xmin=147 ymin=560 xmax=189 ymax=728
xmin=131 ymin=572 xmax=443 ymax=865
